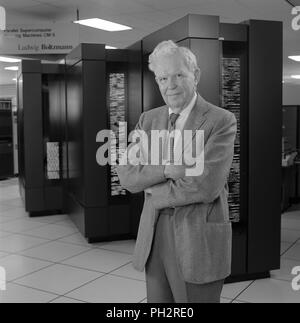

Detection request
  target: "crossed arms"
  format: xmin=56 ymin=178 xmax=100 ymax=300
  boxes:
xmin=117 ymin=111 xmax=237 ymax=209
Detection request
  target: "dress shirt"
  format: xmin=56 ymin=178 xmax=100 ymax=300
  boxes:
xmin=167 ymin=92 xmax=197 ymax=163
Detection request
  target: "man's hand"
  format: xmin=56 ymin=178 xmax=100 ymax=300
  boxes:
xmin=164 ymin=165 xmax=186 ymax=180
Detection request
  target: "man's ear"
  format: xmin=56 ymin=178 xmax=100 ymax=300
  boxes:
xmin=194 ymin=68 xmax=201 ymax=85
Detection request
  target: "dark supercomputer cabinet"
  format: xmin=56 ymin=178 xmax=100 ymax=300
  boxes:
xmin=17 ymin=61 xmax=65 ymax=215
xmin=221 ymin=34 xmax=249 ymax=276
xmin=140 ymin=14 xmax=282 ymax=282
xmin=0 ymin=98 xmax=14 ymax=179
xmin=65 ymin=44 xmax=143 ymax=242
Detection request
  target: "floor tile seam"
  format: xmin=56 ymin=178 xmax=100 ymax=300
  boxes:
xmin=59 ymin=261 xmax=135 ymax=299
xmin=8 ymin=263 xmax=58 ymax=283
xmin=11 ymin=247 xmax=95 ymax=267
xmin=93 ymin=245 xmax=134 ymax=255
xmin=1 ymin=230 xmax=136 ymax=256
xmin=52 ymin=238 xmax=136 ymax=255
xmin=0 ymin=221 xmax=53 ymax=234
xmin=7 ymin=248 xmax=104 ymax=284
xmin=0 ymin=230 xmax=84 ymax=253
xmin=8 ymin=280 xmax=61 ymax=298
xmin=47 ymin=295 xmax=90 ymax=303
xmin=50 ymin=238 xmax=135 ymax=255
xmin=0 ymin=238 xmax=53 ymax=253
xmin=231 ymin=280 xmax=256 ymax=302
xmin=11 ymin=269 xmax=105 ymax=297
xmin=4 ymin=229 xmax=80 ymax=242
xmin=55 ymin=260 xmax=133 ymax=277
xmin=108 ymin=272 xmax=145 ymax=283
xmin=281 ymin=239 xmax=300 ymax=256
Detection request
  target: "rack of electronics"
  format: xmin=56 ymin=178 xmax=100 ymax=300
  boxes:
xmin=0 ymin=98 xmax=14 ymax=179
xmin=16 ymin=14 xmax=282 ymax=282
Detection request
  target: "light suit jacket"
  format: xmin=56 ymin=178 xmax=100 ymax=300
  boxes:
xmin=117 ymin=94 xmax=237 ymax=284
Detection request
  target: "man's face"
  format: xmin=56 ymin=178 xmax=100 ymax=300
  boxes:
xmin=154 ymin=53 xmax=199 ymax=112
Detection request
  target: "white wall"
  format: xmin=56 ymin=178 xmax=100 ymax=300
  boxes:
xmin=283 ymin=83 xmax=300 ymax=106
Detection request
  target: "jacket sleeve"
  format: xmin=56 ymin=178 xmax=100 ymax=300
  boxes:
xmin=148 ymin=112 xmax=237 ymax=209
xmin=116 ymin=112 xmax=166 ymax=194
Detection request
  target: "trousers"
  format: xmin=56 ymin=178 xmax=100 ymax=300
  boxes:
xmin=145 ymin=211 xmax=224 ymax=303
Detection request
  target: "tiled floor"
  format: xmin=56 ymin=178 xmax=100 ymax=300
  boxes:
xmin=0 ymin=178 xmax=300 ymax=303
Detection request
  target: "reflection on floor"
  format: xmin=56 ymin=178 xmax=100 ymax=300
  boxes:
xmin=0 ymin=178 xmax=300 ymax=303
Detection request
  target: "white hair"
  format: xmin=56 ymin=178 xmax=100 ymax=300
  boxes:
xmin=148 ymin=40 xmax=199 ymax=73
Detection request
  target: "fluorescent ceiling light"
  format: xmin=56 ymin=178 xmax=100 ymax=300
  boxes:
xmin=12 ymin=78 xmax=17 ymax=82
xmin=5 ymin=66 xmax=18 ymax=71
xmin=0 ymin=56 xmax=21 ymax=63
xmin=291 ymin=75 xmax=300 ymax=79
xmin=105 ymin=46 xmax=117 ymax=49
xmin=289 ymin=56 xmax=300 ymax=62
xmin=73 ymin=18 xmax=132 ymax=31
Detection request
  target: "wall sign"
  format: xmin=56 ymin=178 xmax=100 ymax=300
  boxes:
xmin=0 ymin=23 xmax=79 ymax=55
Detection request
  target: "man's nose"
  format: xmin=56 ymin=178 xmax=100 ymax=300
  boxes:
xmin=167 ymin=76 xmax=177 ymax=89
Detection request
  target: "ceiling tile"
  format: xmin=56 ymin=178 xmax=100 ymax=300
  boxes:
xmin=83 ymin=0 xmax=153 ymax=14
xmin=36 ymin=0 xmax=152 ymax=14
xmin=0 ymin=0 xmax=40 ymax=9
xmin=236 ymin=0 xmax=291 ymax=20
xmin=136 ymin=0 xmax=206 ymax=11
xmin=12 ymin=4 xmax=68 ymax=20
xmin=120 ymin=12 xmax=170 ymax=32
xmin=0 ymin=0 xmax=299 ymax=81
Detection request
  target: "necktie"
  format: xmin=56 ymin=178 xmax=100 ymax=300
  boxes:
xmin=169 ymin=113 xmax=180 ymax=164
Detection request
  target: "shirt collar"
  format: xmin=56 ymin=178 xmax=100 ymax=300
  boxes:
xmin=168 ymin=92 xmax=197 ymax=118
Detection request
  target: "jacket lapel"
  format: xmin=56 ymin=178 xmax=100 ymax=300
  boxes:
xmin=150 ymin=93 xmax=209 ymax=132
xmin=148 ymin=106 xmax=168 ymax=163
xmin=152 ymin=106 xmax=169 ymax=131
xmin=181 ymin=94 xmax=209 ymax=154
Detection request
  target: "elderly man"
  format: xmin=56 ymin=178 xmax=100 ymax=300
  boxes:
xmin=117 ymin=40 xmax=237 ymax=303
